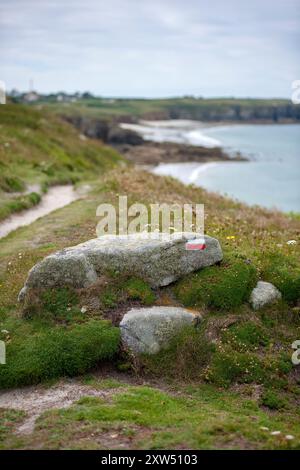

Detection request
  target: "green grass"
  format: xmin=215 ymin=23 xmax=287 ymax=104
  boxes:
xmin=174 ymin=255 xmax=258 ymax=311
xmin=261 ymin=253 xmax=300 ymax=304
xmin=0 ymin=103 xmax=123 ymax=220
xmin=0 ymin=320 xmax=120 ymax=389
xmin=0 ymin=409 xmax=26 ymax=444
xmin=35 ymin=96 xmax=296 ymax=121
xmin=99 ymin=276 xmax=155 ymax=312
xmin=222 ymin=321 xmax=270 ymax=351
xmin=261 ymin=390 xmax=288 ymax=410
xmin=0 ymin=167 xmax=299 ymax=449
xmin=3 ymin=384 xmax=299 ymax=449
xmin=0 ymin=192 xmax=41 ymax=222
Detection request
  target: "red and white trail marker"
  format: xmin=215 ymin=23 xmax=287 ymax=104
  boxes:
xmin=185 ymin=238 xmax=206 ymax=251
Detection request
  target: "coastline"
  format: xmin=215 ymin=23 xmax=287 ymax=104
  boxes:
xmin=115 ymin=140 xmax=247 ymax=166
xmin=117 ymin=121 xmax=300 ymax=213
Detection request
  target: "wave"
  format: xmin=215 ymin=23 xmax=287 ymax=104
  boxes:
xmin=120 ymin=121 xmax=222 ymax=148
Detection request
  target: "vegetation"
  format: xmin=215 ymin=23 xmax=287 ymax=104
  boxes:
xmin=0 ymin=104 xmax=299 ymax=449
xmin=0 ymin=104 xmax=122 ymax=220
xmin=140 ymin=325 xmax=214 ymax=380
xmin=0 ymin=320 xmax=119 ymax=389
xmin=261 ymin=253 xmax=300 ymax=303
xmin=21 ymin=95 xmax=298 ymax=120
xmin=2 ymin=382 xmax=300 ymax=450
xmin=0 ymin=192 xmax=41 ymax=222
xmin=100 ymin=276 xmax=155 ymax=312
xmin=175 ymin=255 xmax=258 ymax=311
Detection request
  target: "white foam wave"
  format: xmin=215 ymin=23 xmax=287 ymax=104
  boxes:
xmin=120 ymin=121 xmax=221 ymax=148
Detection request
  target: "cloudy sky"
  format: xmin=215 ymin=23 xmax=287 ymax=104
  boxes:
xmin=1 ymin=0 xmax=300 ymax=97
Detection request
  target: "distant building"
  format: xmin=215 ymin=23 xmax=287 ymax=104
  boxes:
xmin=23 ymin=91 xmax=40 ymax=102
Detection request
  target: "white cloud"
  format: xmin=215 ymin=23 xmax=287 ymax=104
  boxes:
xmin=1 ymin=0 xmax=299 ymax=97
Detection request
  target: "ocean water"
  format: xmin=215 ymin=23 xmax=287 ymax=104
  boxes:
xmin=120 ymin=120 xmax=221 ymax=148
xmin=133 ymin=121 xmax=300 ymax=213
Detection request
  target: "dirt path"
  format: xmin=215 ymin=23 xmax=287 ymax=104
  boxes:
xmin=0 ymin=379 xmax=124 ymax=435
xmin=0 ymin=185 xmax=79 ymax=239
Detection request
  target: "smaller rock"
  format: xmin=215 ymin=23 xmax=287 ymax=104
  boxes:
xmin=250 ymin=281 xmax=281 ymax=310
xmin=120 ymin=306 xmax=201 ymax=355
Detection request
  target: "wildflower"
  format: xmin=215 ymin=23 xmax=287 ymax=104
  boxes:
xmin=81 ymin=306 xmax=88 ymax=314
xmin=285 ymin=435 xmax=294 ymax=440
xmin=287 ymin=240 xmax=297 ymax=245
xmin=270 ymin=431 xmax=281 ymax=436
xmin=260 ymin=426 xmax=269 ymax=431
xmin=226 ymin=235 xmax=235 ymax=240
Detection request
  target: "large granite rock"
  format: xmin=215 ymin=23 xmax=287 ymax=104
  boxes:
xmin=18 ymin=233 xmax=222 ymax=302
xmin=120 ymin=306 xmax=201 ymax=354
xmin=250 ymin=281 xmax=282 ymax=310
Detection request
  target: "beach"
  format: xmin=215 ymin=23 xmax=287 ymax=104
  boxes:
xmin=121 ymin=120 xmax=300 ymax=213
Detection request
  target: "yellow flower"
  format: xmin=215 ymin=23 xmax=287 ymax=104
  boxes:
xmin=226 ymin=235 xmax=235 ymax=240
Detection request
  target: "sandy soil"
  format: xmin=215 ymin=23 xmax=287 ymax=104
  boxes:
xmin=0 ymin=379 xmax=124 ymax=435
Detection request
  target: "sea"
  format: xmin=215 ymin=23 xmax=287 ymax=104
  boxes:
xmin=121 ymin=120 xmax=300 ymax=213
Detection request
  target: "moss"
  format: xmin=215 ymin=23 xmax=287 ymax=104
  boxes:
xmin=222 ymin=321 xmax=270 ymax=351
xmin=124 ymin=278 xmax=155 ymax=305
xmin=205 ymin=348 xmax=266 ymax=388
xmin=0 ymin=320 xmax=120 ymax=389
xmin=175 ymin=256 xmax=258 ymax=311
xmin=261 ymin=253 xmax=300 ymax=304
xmin=100 ymin=276 xmax=155 ymax=310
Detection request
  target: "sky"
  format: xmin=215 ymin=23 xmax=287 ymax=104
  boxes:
xmin=1 ymin=0 xmax=300 ymax=98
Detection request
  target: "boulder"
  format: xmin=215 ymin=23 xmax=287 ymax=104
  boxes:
xmin=250 ymin=281 xmax=282 ymax=310
xmin=107 ymin=126 xmax=144 ymax=145
xmin=18 ymin=233 xmax=223 ymax=302
xmin=120 ymin=306 xmax=201 ymax=354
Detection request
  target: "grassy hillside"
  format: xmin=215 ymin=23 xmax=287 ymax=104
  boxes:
xmin=0 ymin=104 xmax=122 ymax=220
xmin=0 ymin=166 xmax=299 ymax=449
xmin=27 ymin=96 xmax=299 ymax=121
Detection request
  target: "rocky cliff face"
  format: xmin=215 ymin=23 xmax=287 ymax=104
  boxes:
xmin=63 ymin=102 xmax=300 ymax=146
xmin=166 ymin=103 xmax=300 ymax=122
xmin=63 ymin=115 xmax=143 ymax=145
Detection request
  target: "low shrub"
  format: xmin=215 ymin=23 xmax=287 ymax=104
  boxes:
xmin=100 ymin=276 xmax=155 ymax=310
xmin=0 ymin=175 xmax=25 ymax=193
xmin=0 ymin=320 xmax=120 ymax=389
xmin=140 ymin=325 xmax=214 ymax=380
xmin=0 ymin=192 xmax=41 ymax=222
xmin=261 ymin=253 xmax=300 ymax=304
xmin=222 ymin=321 xmax=270 ymax=351
xmin=261 ymin=389 xmax=287 ymax=410
xmin=175 ymin=257 xmax=258 ymax=311
xmin=41 ymin=288 xmax=78 ymax=315
xmin=205 ymin=347 xmax=265 ymax=388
